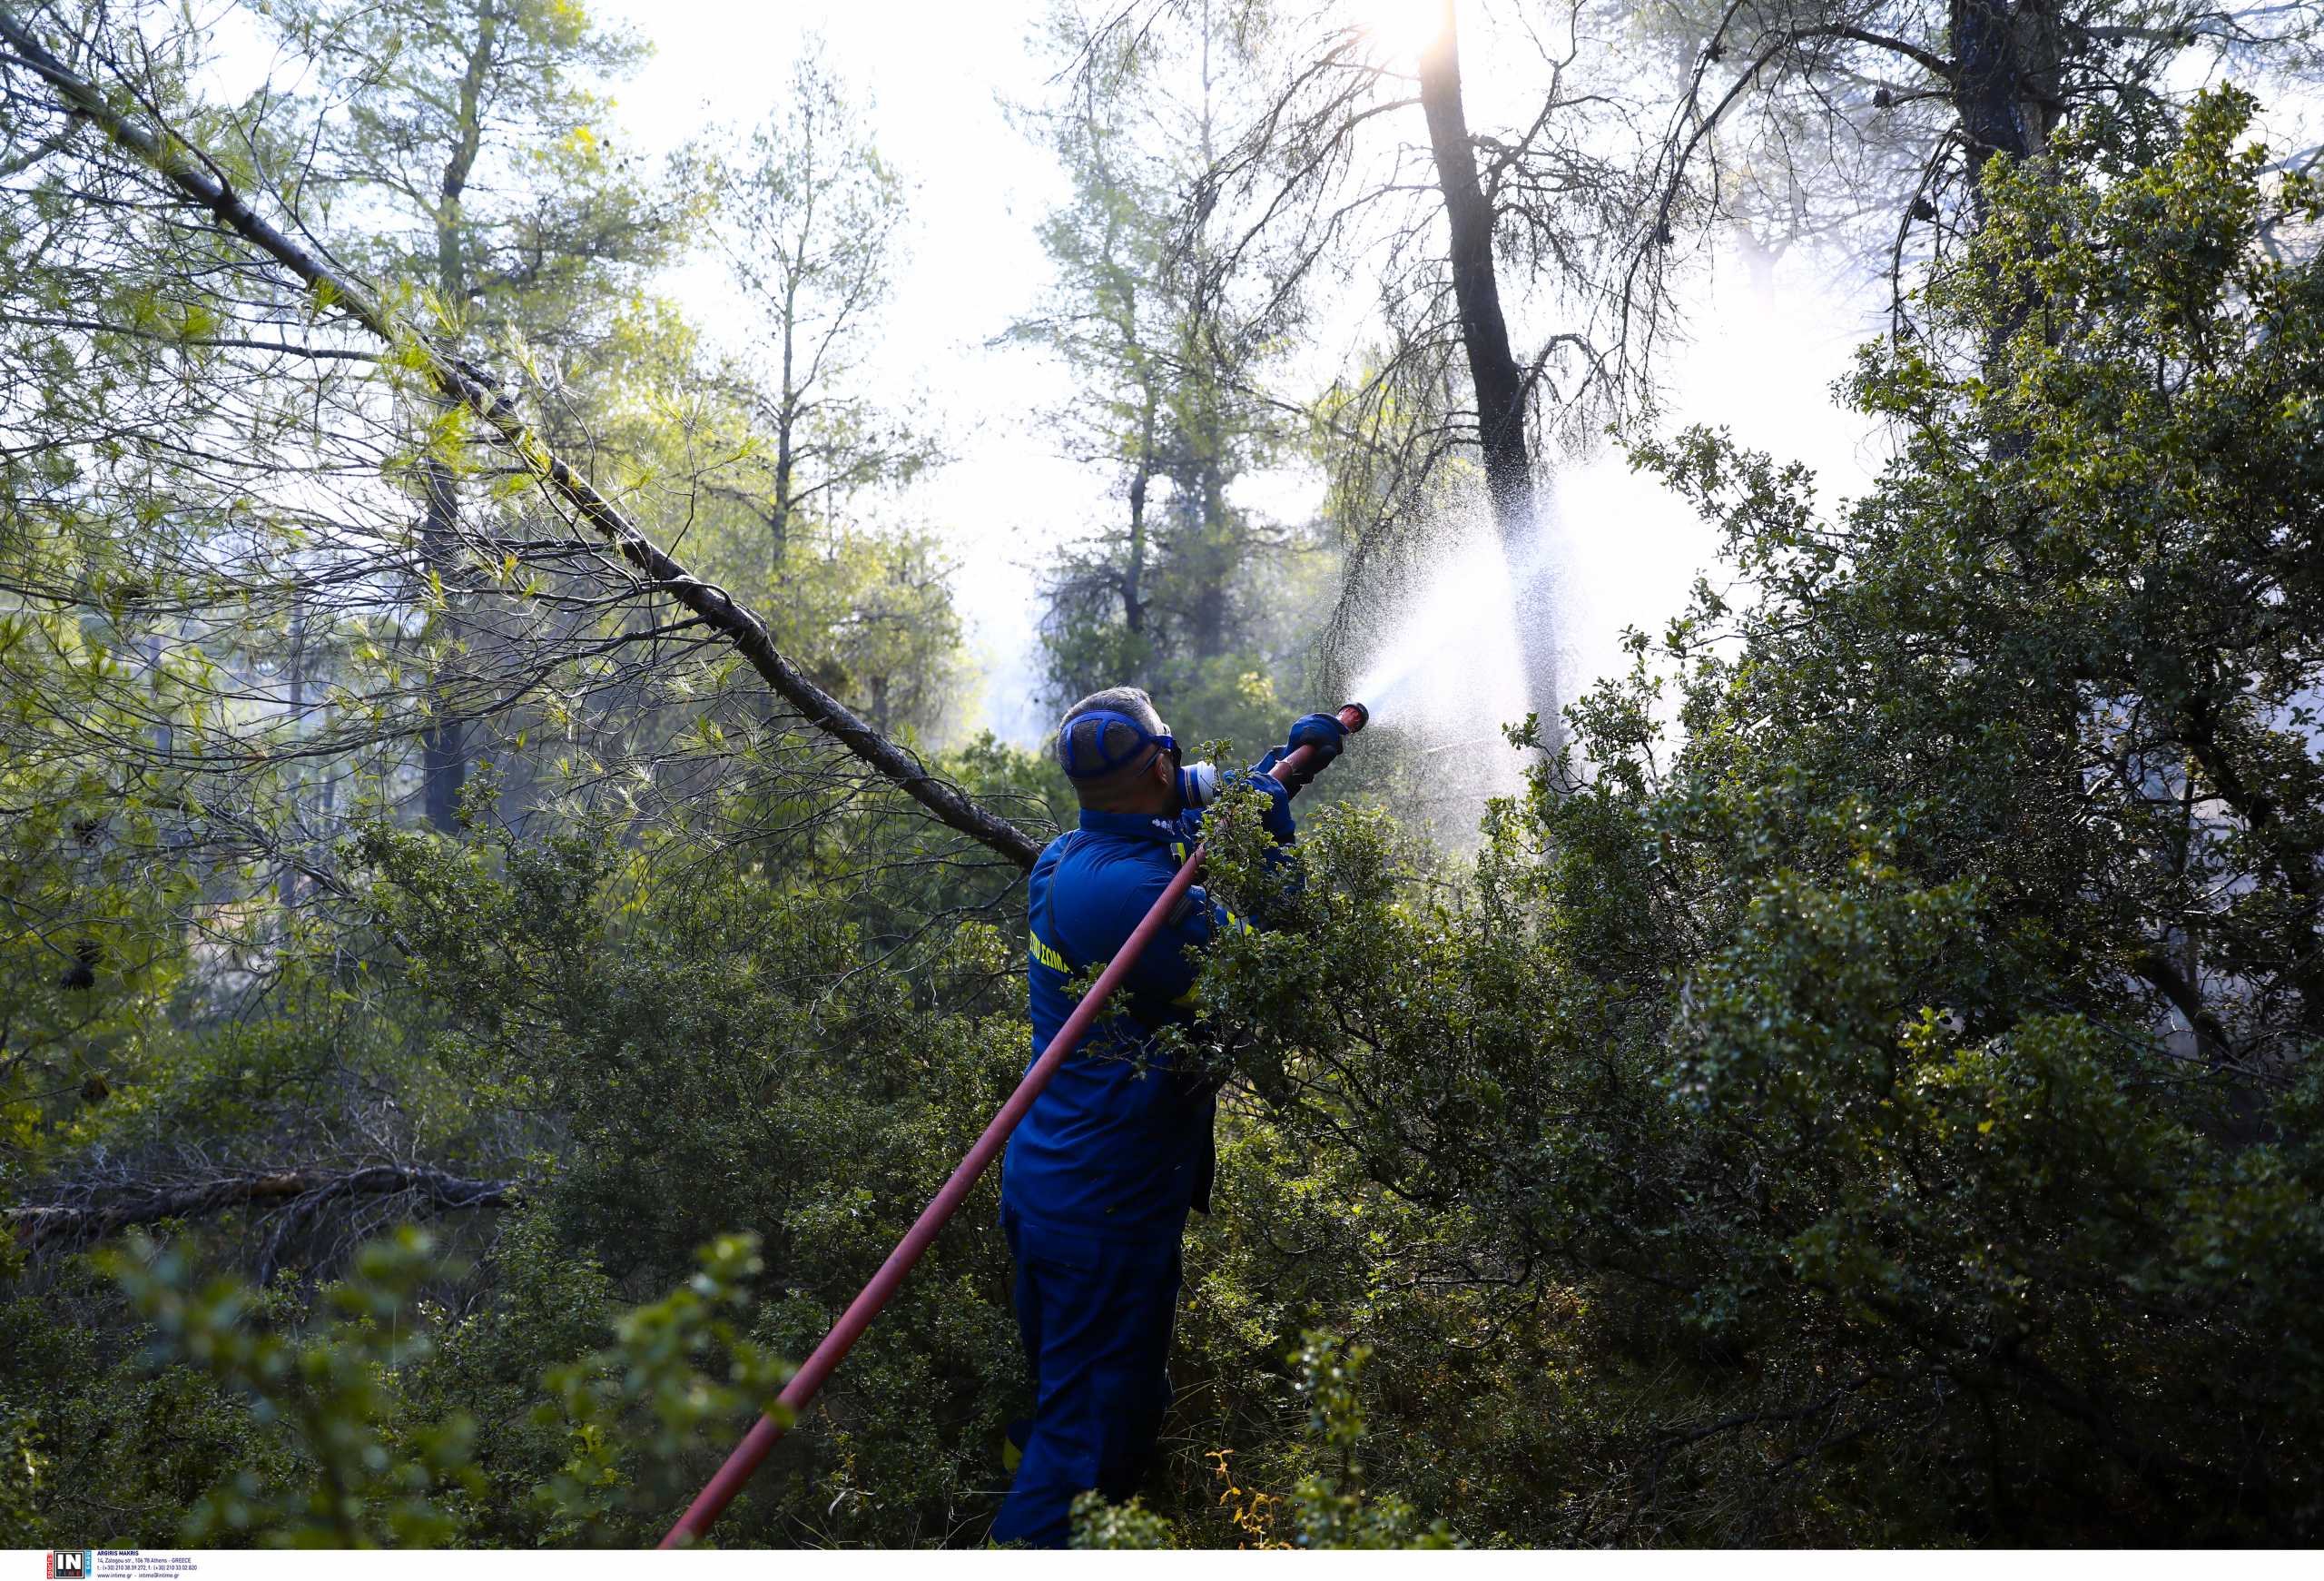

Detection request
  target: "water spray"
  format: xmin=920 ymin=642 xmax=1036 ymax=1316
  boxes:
xmin=1334 ymin=516 xmax=1539 ymax=843
xmin=658 ymin=703 xmax=1371 ymax=1547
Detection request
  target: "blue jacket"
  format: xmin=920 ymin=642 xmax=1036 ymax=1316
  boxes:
xmin=1001 ymin=795 xmax=1289 ymax=1240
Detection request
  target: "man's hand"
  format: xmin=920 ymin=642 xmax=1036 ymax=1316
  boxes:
xmin=1285 ymin=711 xmax=1349 ymax=768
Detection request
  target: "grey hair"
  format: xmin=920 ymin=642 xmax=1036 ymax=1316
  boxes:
xmin=1054 ymin=686 xmax=1165 ymax=779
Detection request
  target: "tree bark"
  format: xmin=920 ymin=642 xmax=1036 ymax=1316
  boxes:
xmin=146 ymin=632 xmax=170 ymax=759
xmin=412 ymin=3 xmax=497 ymax=833
xmin=1951 ymin=0 xmax=2035 ymax=206
xmin=280 ymin=592 xmax=307 ymax=908
xmin=1112 ymin=206 xmax=1151 ymax=647
xmin=1418 ymin=2 xmax=1528 ymax=527
xmin=1 ymin=9 xmax=1046 ymax=872
xmin=419 ymin=453 xmax=465 ymax=832
xmin=1947 ymin=2 xmax=2072 ymax=393
xmin=773 ymin=266 xmax=800 ymax=568
xmin=1193 ymin=456 xmax=1229 ymax=658
xmin=435 ymin=1 xmax=497 ymax=306
xmin=1125 ymin=409 xmax=1150 ymax=640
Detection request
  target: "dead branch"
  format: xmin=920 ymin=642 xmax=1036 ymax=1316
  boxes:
xmin=8 ymin=1163 xmax=515 ymax=1253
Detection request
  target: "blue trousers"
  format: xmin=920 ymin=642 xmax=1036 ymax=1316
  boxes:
xmin=990 ymin=1203 xmax=1183 ymax=1547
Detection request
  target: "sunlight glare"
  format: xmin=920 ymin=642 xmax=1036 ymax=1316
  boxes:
xmin=1347 ymin=0 xmax=1446 ymax=63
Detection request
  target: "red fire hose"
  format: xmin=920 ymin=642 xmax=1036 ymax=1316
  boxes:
xmin=657 ymin=702 xmax=1370 ymax=1547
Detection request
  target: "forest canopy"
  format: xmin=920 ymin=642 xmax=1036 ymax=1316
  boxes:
xmin=3 ymin=0 xmax=2322 ymax=1551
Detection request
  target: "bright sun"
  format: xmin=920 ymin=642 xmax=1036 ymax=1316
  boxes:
xmin=1347 ymin=0 xmax=1447 ymax=62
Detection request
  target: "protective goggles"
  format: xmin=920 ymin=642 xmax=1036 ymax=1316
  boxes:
xmin=1058 ymin=708 xmax=1224 ymax=807
xmin=1057 ymin=709 xmax=1177 ymax=779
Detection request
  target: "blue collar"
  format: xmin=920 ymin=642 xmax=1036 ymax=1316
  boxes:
xmin=1076 ymin=806 xmax=1184 ymax=843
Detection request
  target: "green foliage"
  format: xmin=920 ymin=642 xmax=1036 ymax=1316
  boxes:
xmin=1167 ymin=87 xmax=2324 ymax=1544
xmin=579 ymin=214 xmax=964 ymax=742
xmin=45 ymin=1227 xmax=797 ymax=1550
xmin=3 ymin=804 xmax=1026 ymax=1548
xmin=0 ymin=641 xmax=195 ymax=1170
xmin=105 ymin=1228 xmax=481 ymax=1546
xmin=1279 ymin=1333 xmax=1457 ymax=1549
xmin=0 ymin=1260 xmax=299 ymax=1548
xmin=349 ymin=820 xmax=1025 ymax=1543
xmin=1070 ymin=1331 xmax=1456 ymax=1549
xmin=0 ymin=1398 xmax=44 ymax=1546
xmin=1068 ymin=1490 xmax=1179 ymax=1549
xmin=533 ymin=1233 xmax=791 ymax=1543
xmin=264 ymin=0 xmax=671 ymax=343
xmin=10 ymin=1 xmax=2324 ymax=1549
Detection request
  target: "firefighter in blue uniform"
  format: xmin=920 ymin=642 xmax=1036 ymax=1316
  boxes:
xmin=990 ymin=686 xmax=1348 ymax=1547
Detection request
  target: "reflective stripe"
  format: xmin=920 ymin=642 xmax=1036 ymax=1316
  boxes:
xmin=1031 ymin=931 xmax=1112 ymax=1001
xmin=1170 ymin=841 xmax=1189 ymax=865
xmin=1029 ymin=932 xmax=1070 ymax=974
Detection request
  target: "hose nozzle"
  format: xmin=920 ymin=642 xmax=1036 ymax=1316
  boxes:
xmin=1268 ymin=700 xmax=1374 ymax=795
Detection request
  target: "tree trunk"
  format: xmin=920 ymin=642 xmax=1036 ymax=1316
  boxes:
xmin=1417 ymin=0 xmax=1559 ymax=741
xmin=1951 ymin=1 xmax=2067 ymax=390
xmin=1951 ymin=0 xmax=2036 ymax=208
xmin=414 ymin=3 xmax=497 ymax=834
xmin=773 ymin=268 xmax=800 ymax=568
xmin=1193 ymin=455 xmax=1229 ymax=659
xmin=419 ymin=453 xmax=465 ymax=833
xmin=435 ymin=1 xmax=497 ymax=307
xmin=1125 ymin=410 xmax=1150 ymax=640
xmin=279 ymin=592 xmax=306 ymax=908
xmin=145 ymin=632 xmax=170 ymax=759
xmin=1117 ymin=257 xmax=1152 ymax=650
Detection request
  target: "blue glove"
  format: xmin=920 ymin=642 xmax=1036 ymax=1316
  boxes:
xmin=1286 ymin=712 xmax=1348 ymax=767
